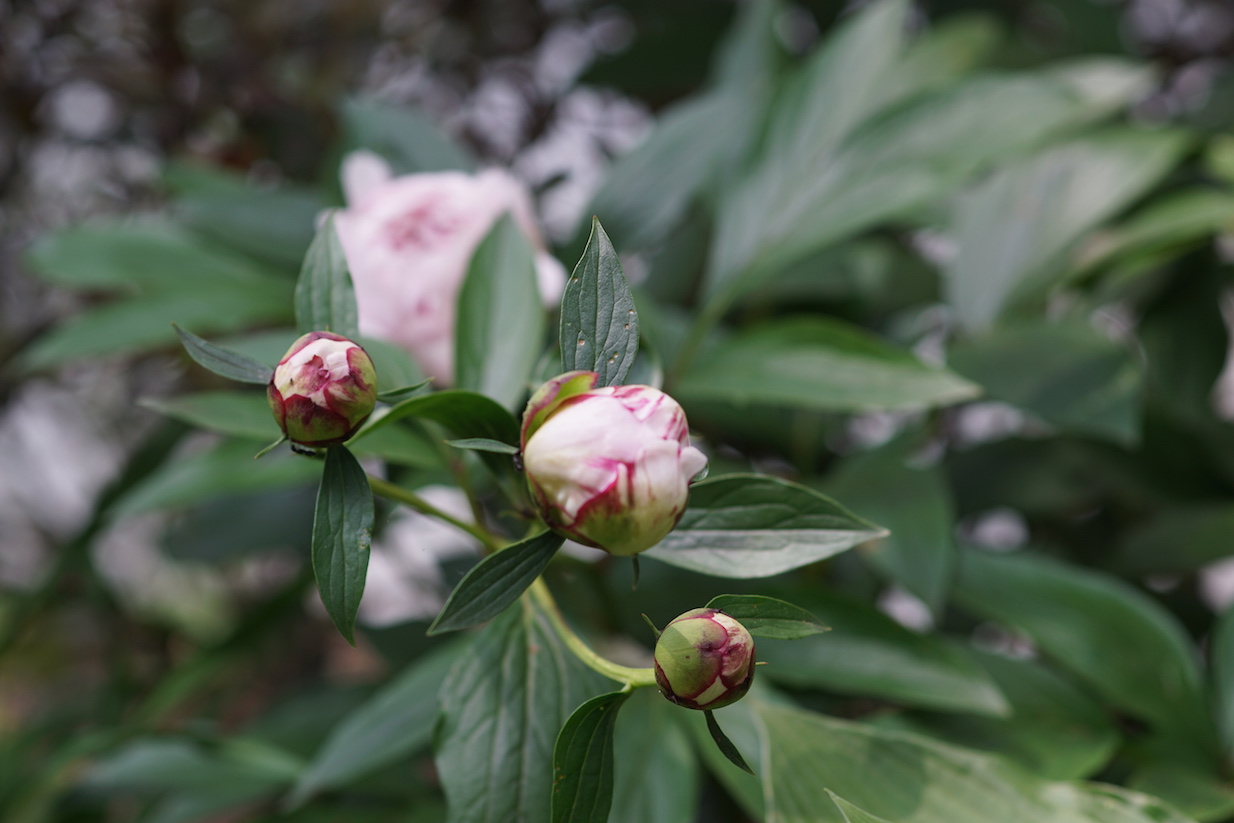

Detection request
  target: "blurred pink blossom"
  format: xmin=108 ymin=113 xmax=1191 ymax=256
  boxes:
xmin=334 ymin=151 xmax=566 ymax=384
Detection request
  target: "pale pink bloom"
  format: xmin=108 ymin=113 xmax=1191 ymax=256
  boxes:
xmin=334 ymin=150 xmax=566 ymax=384
xmin=521 ymin=371 xmax=708 ymax=556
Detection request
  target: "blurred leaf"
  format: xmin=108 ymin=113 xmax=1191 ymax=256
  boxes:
xmin=435 ymin=602 xmax=604 ymax=823
xmin=341 ymin=97 xmax=474 ymax=174
xmin=82 ymin=737 xmax=300 ymax=795
xmin=829 ymin=793 xmax=895 ymax=823
xmin=704 ymin=594 xmax=828 ymax=639
xmin=551 ymin=690 xmax=631 ymax=823
xmin=882 ymin=13 xmax=1001 ymax=100
xmin=1214 ymin=603 xmax=1234 ymax=755
xmin=609 ymin=689 xmax=699 ymax=823
xmin=646 ymin=474 xmax=886 ymax=578
xmin=287 ymin=642 xmax=463 ymax=806
xmin=112 ymin=440 xmax=321 ymax=519
xmin=1128 ymin=765 xmax=1234 ymax=822
xmin=560 ymin=218 xmax=639 ymax=387
xmin=1075 ymin=189 xmax=1234 ymax=276
xmin=360 ymin=336 xmax=427 ymax=393
xmin=456 ymin=214 xmax=546 ymax=409
xmin=166 ymin=162 xmax=324 ymax=269
xmin=142 ymin=391 xmax=278 ymax=441
xmin=428 ymin=532 xmax=563 ymax=635
xmin=750 ymin=700 xmax=1194 ymax=823
xmin=24 ymin=283 xmax=291 ymax=370
xmin=882 ymin=652 xmax=1120 ymax=780
xmin=950 ymin=319 xmax=1144 ymax=446
xmin=295 ymin=214 xmax=359 ymax=339
xmin=25 ymin=219 xmax=284 ymax=291
xmin=312 ymin=446 xmax=373 ymax=644
xmin=675 ymin=317 xmax=979 ymax=413
xmin=1112 ymin=504 xmax=1234 ymax=576
xmin=757 ymin=592 xmax=1008 ymax=717
xmin=172 ymin=325 xmax=276 ymax=385
xmin=821 ymin=437 xmax=956 ymax=615
xmin=944 ymin=129 xmax=1191 ymax=331
xmin=953 ymin=549 xmax=1218 ymax=756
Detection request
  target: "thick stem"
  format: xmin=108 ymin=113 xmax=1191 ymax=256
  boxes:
xmin=529 ymin=578 xmax=657 ymax=689
xmin=368 ymin=476 xmax=502 ymax=552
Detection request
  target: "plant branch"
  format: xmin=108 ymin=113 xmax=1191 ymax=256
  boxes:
xmin=368 ymin=476 xmax=502 ymax=552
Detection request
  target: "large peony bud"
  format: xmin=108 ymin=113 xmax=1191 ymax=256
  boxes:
xmin=268 ymin=332 xmax=377 ymax=448
xmin=654 ymin=608 xmax=755 ymax=711
xmin=333 ymin=151 xmax=565 ymax=384
xmin=520 ymin=371 xmax=708 ymax=556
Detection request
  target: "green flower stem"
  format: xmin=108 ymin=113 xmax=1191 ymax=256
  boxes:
xmin=368 ymin=476 xmax=502 ymax=552
xmin=529 ymin=577 xmax=657 ymax=689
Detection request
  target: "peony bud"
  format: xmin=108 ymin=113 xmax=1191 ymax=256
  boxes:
xmin=654 ymin=608 xmax=755 ymax=711
xmin=268 ymin=332 xmax=377 ymax=447
xmin=520 ymin=371 xmax=708 ymax=556
xmin=334 ymin=151 xmax=566 ymax=384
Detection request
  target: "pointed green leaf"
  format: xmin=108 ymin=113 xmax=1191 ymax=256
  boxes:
xmin=312 ymin=446 xmax=373 ymax=644
xmin=435 ymin=603 xmax=605 ymax=823
xmin=676 ymin=318 xmax=979 ymax=413
xmin=705 ymin=710 xmax=753 ymax=774
xmin=446 ymin=438 xmax=521 ymax=455
xmin=645 ymin=474 xmax=887 ymax=578
xmin=428 ymin=532 xmax=564 ymax=635
xmin=829 ymin=792 xmax=895 ymax=823
xmin=704 ymin=594 xmax=827 ymax=639
xmin=295 ymin=213 xmax=359 ymax=338
xmin=551 ymin=690 xmax=632 ymax=823
xmin=376 ymin=379 xmax=432 ymax=403
xmin=560 ymin=218 xmax=639 ymax=387
xmin=286 ymin=642 xmax=463 ymax=806
xmin=173 ymin=324 xmax=274 ymax=385
xmin=456 ymin=213 xmax=547 ymax=409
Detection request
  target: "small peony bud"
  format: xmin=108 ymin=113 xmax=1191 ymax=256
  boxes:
xmin=268 ymin=332 xmax=377 ymax=448
xmin=520 ymin=371 xmax=708 ymax=556
xmin=654 ymin=608 xmax=755 ymax=711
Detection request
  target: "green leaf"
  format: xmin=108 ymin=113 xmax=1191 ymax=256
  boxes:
xmin=704 ymin=709 xmax=753 ymax=775
xmin=82 ymin=737 xmax=300 ymax=795
xmin=428 ymin=532 xmax=563 ymax=635
xmin=341 ymin=97 xmax=474 ymax=174
xmin=295 ymin=214 xmax=359 ymax=339
xmin=704 ymin=594 xmax=828 ymax=639
xmin=750 ymin=699 xmax=1197 ymax=823
xmin=953 ymin=549 xmax=1218 ymax=757
xmin=357 ymin=389 xmax=520 ymax=479
xmin=312 ymin=446 xmax=373 ymax=644
xmin=609 ymin=689 xmax=699 ymax=823
xmin=111 ymin=439 xmax=321 ymax=519
xmin=376 ymin=379 xmax=432 ymax=404
xmin=950 ymin=319 xmax=1143 ymax=446
xmin=1128 ymin=765 xmax=1234 ymax=822
xmin=435 ymin=602 xmax=604 ymax=823
xmin=173 ymin=325 xmax=274 ymax=385
xmin=675 ymin=318 xmax=979 ymax=413
xmin=756 ymin=592 xmax=1008 ymax=717
xmin=829 ymin=792 xmax=895 ymax=823
xmin=1213 ymin=603 xmax=1234 ymax=755
xmin=883 ymin=651 xmax=1120 ymax=780
xmin=1075 ymin=189 xmax=1234 ymax=276
xmin=456 ymin=214 xmax=547 ymax=409
xmin=446 ymin=438 xmax=520 ymax=455
xmin=821 ymin=436 xmax=956 ymax=616
xmin=943 ymin=129 xmax=1191 ymax=331
xmin=551 ymin=691 xmax=632 ymax=823
xmin=645 ymin=474 xmax=888 ymax=578
xmin=140 ymin=391 xmax=279 ymax=441
xmin=560 ymin=217 xmax=639 ymax=387
xmin=286 ymin=642 xmax=463 ymax=806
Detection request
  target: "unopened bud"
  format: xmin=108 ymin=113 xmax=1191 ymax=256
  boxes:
xmin=654 ymin=608 xmax=755 ymax=710
xmin=267 ymin=332 xmax=377 ymax=447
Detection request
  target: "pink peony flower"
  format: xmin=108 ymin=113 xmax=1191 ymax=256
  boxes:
xmin=520 ymin=371 xmax=709 ymax=556
xmin=333 ymin=151 xmax=566 ymax=385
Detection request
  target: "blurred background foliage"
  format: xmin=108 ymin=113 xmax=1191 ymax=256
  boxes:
xmin=4 ymin=0 xmax=1234 ymax=821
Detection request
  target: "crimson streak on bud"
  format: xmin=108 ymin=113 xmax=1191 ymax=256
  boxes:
xmin=520 ymin=371 xmax=708 ymax=556
xmin=654 ymin=608 xmax=755 ymax=711
xmin=268 ymin=331 xmax=377 ymax=448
